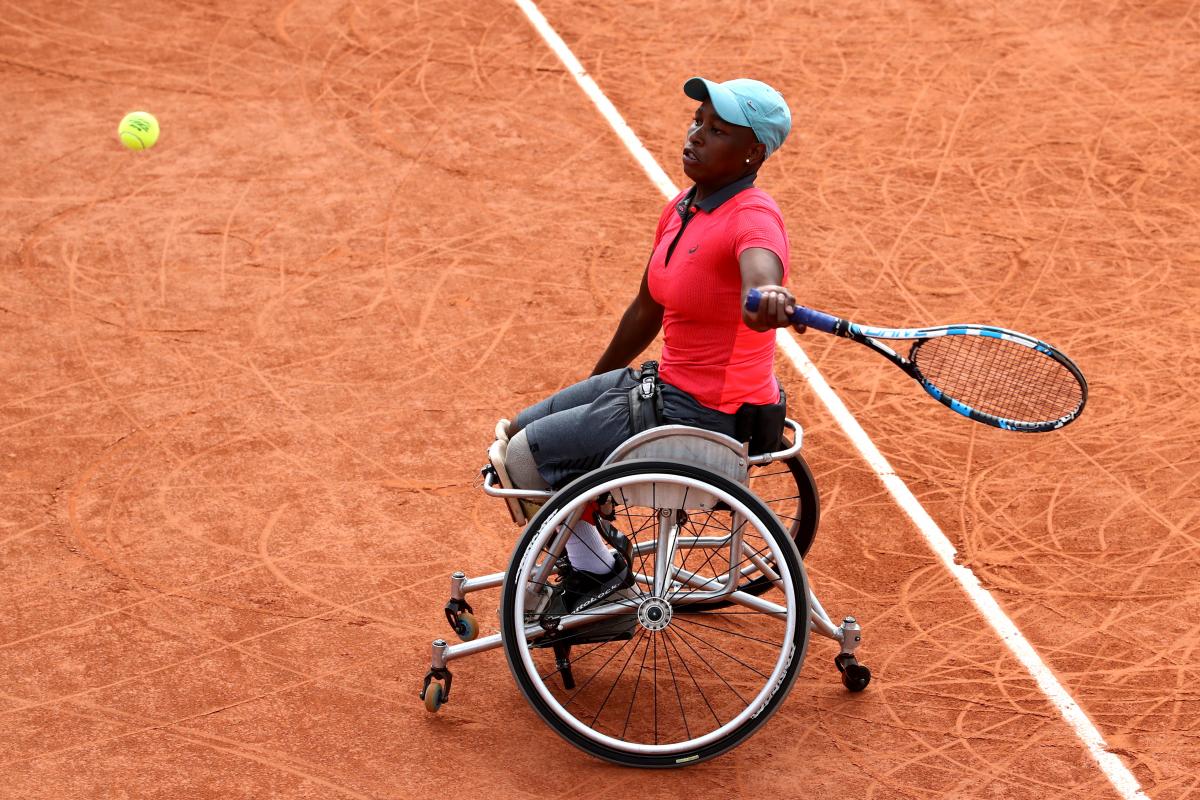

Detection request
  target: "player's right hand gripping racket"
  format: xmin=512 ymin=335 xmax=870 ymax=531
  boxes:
xmin=746 ymin=289 xmax=1088 ymax=432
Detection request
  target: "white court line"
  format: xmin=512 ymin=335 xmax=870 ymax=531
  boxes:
xmin=514 ymin=1 xmax=1149 ymax=797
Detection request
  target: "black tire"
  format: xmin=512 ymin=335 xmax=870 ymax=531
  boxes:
xmin=500 ymin=459 xmax=809 ymax=768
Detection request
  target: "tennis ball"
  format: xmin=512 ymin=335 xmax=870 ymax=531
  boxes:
xmin=118 ymin=111 xmax=159 ymax=151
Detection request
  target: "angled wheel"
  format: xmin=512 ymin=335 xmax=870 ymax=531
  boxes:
xmin=500 ymin=459 xmax=809 ymax=767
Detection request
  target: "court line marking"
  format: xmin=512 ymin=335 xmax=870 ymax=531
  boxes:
xmin=514 ymin=1 xmax=1148 ymax=798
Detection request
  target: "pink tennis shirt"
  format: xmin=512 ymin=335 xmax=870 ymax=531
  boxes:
xmin=647 ymin=177 xmax=790 ymax=413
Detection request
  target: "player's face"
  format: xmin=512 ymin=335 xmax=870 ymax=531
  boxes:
xmin=682 ymin=101 xmax=760 ymax=187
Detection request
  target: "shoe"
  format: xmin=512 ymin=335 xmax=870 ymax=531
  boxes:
xmin=551 ymin=548 xmax=635 ymax=617
xmin=596 ymin=520 xmax=633 ymax=566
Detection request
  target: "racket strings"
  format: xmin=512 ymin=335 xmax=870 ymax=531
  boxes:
xmin=910 ymin=335 xmax=1083 ymax=423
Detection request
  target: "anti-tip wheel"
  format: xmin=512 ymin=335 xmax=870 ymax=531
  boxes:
xmin=423 ymin=682 xmax=445 ymax=712
xmin=841 ymin=662 xmax=871 ymax=693
xmin=455 ymin=611 xmax=479 ymax=642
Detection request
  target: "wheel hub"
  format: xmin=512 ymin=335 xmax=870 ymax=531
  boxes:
xmin=637 ymin=596 xmax=673 ymax=631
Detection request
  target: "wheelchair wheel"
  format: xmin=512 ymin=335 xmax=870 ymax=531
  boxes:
xmin=500 ymin=459 xmax=809 ymax=767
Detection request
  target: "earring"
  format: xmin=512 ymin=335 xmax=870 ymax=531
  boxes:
xmin=745 ymin=158 xmax=750 ymax=163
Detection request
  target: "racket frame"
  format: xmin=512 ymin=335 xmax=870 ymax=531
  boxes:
xmin=837 ymin=320 xmax=1087 ymax=432
xmin=742 ymin=288 xmax=1087 ymax=432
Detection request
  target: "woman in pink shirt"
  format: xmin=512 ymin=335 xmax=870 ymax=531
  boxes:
xmin=495 ymin=77 xmax=805 ymax=610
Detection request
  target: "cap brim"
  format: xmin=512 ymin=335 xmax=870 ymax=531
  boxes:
xmin=683 ymin=77 xmax=751 ymax=128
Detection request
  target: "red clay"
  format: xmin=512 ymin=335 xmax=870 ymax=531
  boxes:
xmin=2 ymin=1 xmax=1196 ymax=798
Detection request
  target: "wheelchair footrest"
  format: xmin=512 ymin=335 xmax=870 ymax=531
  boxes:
xmin=533 ymin=616 xmax=638 ymax=648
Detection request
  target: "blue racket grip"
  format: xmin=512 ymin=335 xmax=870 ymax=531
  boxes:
xmin=744 ymin=289 xmax=839 ymax=334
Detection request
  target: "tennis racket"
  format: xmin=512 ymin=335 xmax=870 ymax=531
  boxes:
xmin=746 ymin=289 xmax=1087 ymax=432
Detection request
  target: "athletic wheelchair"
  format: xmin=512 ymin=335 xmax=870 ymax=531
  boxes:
xmin=420 ymin=420 xmax=870 ymax=767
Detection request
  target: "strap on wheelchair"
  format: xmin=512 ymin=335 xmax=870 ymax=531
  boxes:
xmin=628 ymin=360 xmax=664 ymax=436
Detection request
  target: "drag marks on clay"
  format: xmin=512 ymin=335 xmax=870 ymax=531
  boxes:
xmin=6 ymin=0 xmax=1195 ymax=796
xmin=0 ymin=2 xmax=282 ymax=100
xmin=11 ymin=319 xmax=473 ymax=789
xmin=3 ymin=695 xmax=381 ymax=800
xmin=820 ymin=585 xmax=1095 ymax=798
xmin=2 ymin=571 xmax=461 ymax=797
xmin=1 ymin=508 xmax=444 ymax=705
xmin=773 ymin=483 xmax=1094 ymax=798
xmin=0 ymin=2 xmax=613 ymax=796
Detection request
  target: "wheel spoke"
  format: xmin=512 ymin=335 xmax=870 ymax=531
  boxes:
xmin=652 ymin=633 xmax=659 ymax=745
xmin=561 ymin=634 xmax=640 ymax=709
xmin=588 ymin=629 xmax=647 ymax=728
xmin=670 ymin=618 xmax=771 ymax=681
xmin=671 ymin=613 xmax=784 ymax=648
xmin=668 ymin=535 xmax=777 ymax=606
xmin=662 ymin=627 xmax=722 ymax=726
xmin=620 ymin=631 xmax=654 ymax=739
xmin=661 ymin=625 xmax=691 ymax=739
xmin=665 ymin=625 xmax=747 ymax=706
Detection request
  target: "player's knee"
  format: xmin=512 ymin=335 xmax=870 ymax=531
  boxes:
xmin=506 ymin=429 xmax=549 ymax=490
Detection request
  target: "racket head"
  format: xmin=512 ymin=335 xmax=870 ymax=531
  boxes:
xmin=904 ymin=326 xmax=1087 ymax=432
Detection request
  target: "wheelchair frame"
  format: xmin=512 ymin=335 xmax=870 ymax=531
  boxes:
xmin=421 ymin=419 xmax=869 ymax=765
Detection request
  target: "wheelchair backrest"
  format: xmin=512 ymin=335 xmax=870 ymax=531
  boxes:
xmin=602 ymin=425 xmax=749 ymax=510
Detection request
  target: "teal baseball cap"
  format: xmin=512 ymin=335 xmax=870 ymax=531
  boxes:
xmin=683 ymin=77 xmax=792 ymax=157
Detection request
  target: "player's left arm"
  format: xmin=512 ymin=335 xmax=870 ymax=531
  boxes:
xmin=740 ymin=247 xmax=803 ymax=333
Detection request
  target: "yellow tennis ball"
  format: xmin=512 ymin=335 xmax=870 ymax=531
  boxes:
xmin=118 ymin=111 xmax=159 ymax=151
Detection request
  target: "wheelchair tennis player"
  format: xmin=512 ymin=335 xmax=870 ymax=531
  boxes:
xmin=489 ymin=76 xmax=804 ymax=616
xmin=424 ymin=79 xmax=871 ymax=767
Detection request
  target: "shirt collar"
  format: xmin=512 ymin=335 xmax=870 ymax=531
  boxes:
xmin=677 ymin=173 xmax=758 ymax=217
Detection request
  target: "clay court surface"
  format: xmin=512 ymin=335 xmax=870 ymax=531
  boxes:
xmin=2 ymin=0 xmax=1199 ymax=797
